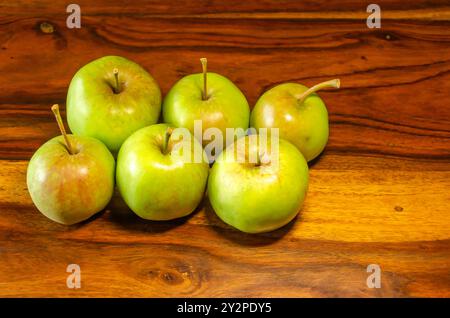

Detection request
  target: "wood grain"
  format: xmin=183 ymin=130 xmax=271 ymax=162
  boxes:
xmin=0 ymin=0 xmax=449 ymax=297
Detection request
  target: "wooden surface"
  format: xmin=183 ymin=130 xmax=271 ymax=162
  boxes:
xmin=1 ymin=0 xmax=450 ymax=297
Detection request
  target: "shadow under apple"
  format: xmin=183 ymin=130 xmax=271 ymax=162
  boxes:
xmin=104 ymin=187 xmax=201 ymax=234
xmin=203 ymin=194 xmax=295 ymax=247
xmin=308 ymin=147 xmax=327 ymax=169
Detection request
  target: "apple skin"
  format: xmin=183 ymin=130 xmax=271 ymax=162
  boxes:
xmin=67 ymin=55 xmax=162 ymax=153
xmin=116 ymin=124 xmax=209 ymax=220
xmin=250 ymin=83 xmax=329 ymax=162
xmin=27 ymin=135 xmax=115 ymax=225
xmin=208 ymin=135 xmax=309 ymax=233
xmin=162 ymin=72 xmax=250 ymax=148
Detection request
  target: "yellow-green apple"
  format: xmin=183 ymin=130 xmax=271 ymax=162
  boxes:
xmin=67 ymin=55 xmax=162 ymax=153
xmin=162 ymin=58 xmax=250 ymax=151
xmin=116 ymin=123 xmax=209 ymax=220
xmin=208 ymin=134 xmax=309 ymax=233
xmin=250 ymin=79 xmax=340 ymax=162
xmin=27 ymin=105 xmax=115 ymax=225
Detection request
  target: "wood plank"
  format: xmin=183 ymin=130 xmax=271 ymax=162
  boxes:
xmin=0 ymin=233 xmax=448 ymax=297
xmin=1 ymin=160 xmax=449 ymax=243
xmin=1 ymin=18 xmax=450 ymax=161
xmin=1 ymin=0 xmax=450 ymax=20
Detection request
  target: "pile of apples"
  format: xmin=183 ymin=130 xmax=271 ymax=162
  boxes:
xmin=27 ymin=56 xmax=339 ymax=233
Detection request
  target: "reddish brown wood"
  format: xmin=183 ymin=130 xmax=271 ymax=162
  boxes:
xmin=0 ymin=0 xmax=449 ymax=297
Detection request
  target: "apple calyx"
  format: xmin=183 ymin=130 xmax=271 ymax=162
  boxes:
xmin=297 ymin=79 xmax=340 ymax=105
xmin=112 ymin=68 xmax=121 ymax=94
xmin=200 ymin=57 xmax=208 ymax=100
xmin=51 ymin=104 xmax=75 ymax=155
xmin=162 ymin=127 xmax=174 ymax=155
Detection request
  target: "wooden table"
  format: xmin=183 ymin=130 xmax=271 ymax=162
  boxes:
xmin=0 ymin=0 xmax=449 ymax=297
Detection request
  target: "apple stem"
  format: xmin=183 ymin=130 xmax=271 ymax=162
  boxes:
xmin=162 ymin=127 xmax=174 ymax=154
xmin=200 ymin=57 xmax=208 ymax=100
xmin=297 ymin=79 xmax=340 ymax=104
xmin=113 ymin=68 xmax=120 ymax=94
xmin=256 ymin=153 xmax=261 ymax=166
xmin=51 ymin=104 xmax=74 ymax=155
xmin=256 ymin=151 xmax=268 ymax=166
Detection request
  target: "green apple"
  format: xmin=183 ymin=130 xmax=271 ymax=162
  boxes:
xmin=208 ymin=134 xmax=309 ymax=233
xmin=250 ymin=79 xmax=340 ymax=162
xmin=116 ymin=123 xmax=209 ymax=220
xmin=162 ymin=58 xmax=250 ymax=150
xmin=27 ymin=105 xmax=115 ymax=225
xmin=67 ymin=55 xmax=162 ymax=153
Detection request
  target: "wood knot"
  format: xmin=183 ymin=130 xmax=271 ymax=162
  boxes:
xmin=161 ymin=271 xmax=184 ymax=285
xmin=382 ymin=32 xmax=398 ymax=41
xmin=40 ymin=22 xmax=54 ymax=34
xmin=394 ymin=206 xmax=404 ymax=212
